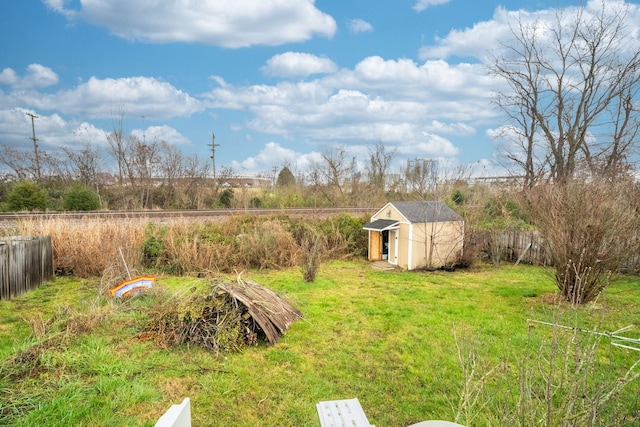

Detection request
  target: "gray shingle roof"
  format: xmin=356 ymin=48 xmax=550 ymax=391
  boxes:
xmin=363 ymin=219 xmax=399 ymax=231
xmin=390 ymin=201 xmax=462 ymax=223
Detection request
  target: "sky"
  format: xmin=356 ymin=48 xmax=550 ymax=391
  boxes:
xmin=1 ymin=0 xmax=640 ymax=179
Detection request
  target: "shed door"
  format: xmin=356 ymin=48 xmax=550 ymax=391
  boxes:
xmin=369 ymin=231 xmax=381 ymax=261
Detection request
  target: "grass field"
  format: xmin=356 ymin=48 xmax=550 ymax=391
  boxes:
xmin=1 ymin=260 xmax=639 ymax=426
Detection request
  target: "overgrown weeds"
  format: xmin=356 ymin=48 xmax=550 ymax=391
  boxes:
xmin=453 ymin=305 xmax=640 ymax=426
xmin=5 ymin=214 xmax=368 ymax=278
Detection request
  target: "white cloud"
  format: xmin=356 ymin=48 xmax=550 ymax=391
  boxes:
xmin=24 ymin=64 xmax=59 ymax=88
xmin=231 ymin=141 xmax=321 ymax=174
xmin=131 ymin=125 xmax=191 ymax=146
xmin=419 ymin=1 xmax=640 ymax=60
xmin=261 ymin=52 xmax=338 ymax=78
xmin=43 ymin=0 xmax=68 ymax=13
xmin=50 ymin=0 xmax=337 ymax=48
xmin=205 ymin=53 xmax=498 ymax=157
xmin=419 ymin=13 xmax=509 ymax=60
xmin=73 ymin=121 xmax=107 ymax=146
xmin=0 ymin=68 xmax=18 ymax=86
xmin=0 ymin=108 xmax=37 ymax=140
xmin=18 ymin=76 xmax=203 ymax=120
xmin=413 ymin=0 xmax=452 ymax=12
xmin=43 ymin=0 xmax=77 ymax=18
xmin=348 ymin=19 xmax=373 ymax=34
xmin=0 ymin=108 xmax=106 ymax=150
xmin=426 ymin=120 xmax=476 ymax=136
xmin=0 ymin=64 xmax=59 ymax=89
xmin=398 ymin=132 xmax=459 ymax=156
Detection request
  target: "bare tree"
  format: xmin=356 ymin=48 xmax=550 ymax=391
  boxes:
xmin=181 ymin=153 xmax=210 ymax=209
xmin=105 ymin=107 xmax=135 ymax=187
xmin=491 ymin=1 xmax=640 ymax=186
xmin=131 ymin=137 xmax=159 ymax=208
xmin=366 ymin=142 xmax=394 ymax=187
xmin=403 ymin=158 xmax=439 ymax=197
xmin=62 ymin=144 xmax=102 ymax=188
xmin=0 ymin=145 xmax=35 ymax=180
xmin=155 ymin=140 xmax=184 ymax=207
xmin=364 ymin=142 xmax=396 ymax=203
xmin=308 ymin=146 xmax=350 ymax=206
xmin=0 ymin=144 xmax=70 ymax=183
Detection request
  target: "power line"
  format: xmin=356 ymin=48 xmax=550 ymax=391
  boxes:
xmin=26 ymin=112 xmax=42 ymax=180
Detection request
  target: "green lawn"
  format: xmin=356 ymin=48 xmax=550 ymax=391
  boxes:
xmin=1 ymin=260 xmax=639 ymax=426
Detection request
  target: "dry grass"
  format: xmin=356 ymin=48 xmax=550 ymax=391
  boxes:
xmin=5 ymin=214 xmax=366 ymax=278
xmin=11 ymin=217 xmax=148 ymax=277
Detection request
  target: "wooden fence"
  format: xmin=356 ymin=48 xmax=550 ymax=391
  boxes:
xmin=469 ymin=230 xmax=639 ymax=272
xmin=470 ymin=230 xmax=551 ymax=266
xmin=0 ymin=236 xmax=54 ymax=300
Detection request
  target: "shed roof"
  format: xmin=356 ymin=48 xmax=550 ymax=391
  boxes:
xmin=389 ymin=201 xmax=463 ymax=223
xmin=363 ymin=219 xmax=399 ymax=231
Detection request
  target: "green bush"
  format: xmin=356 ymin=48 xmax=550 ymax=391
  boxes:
xmin=323 ymin=213 xmax=368 ymax=257
xmin=7 ymin=181 xmax=48 ymax=211
xmin=63 ymin=184 xmax=100 ymax=211
xmin=249 ymin=196 xmax=262 ymax=208
xmin=140 ymin=223 xmax=167 ymax=269
xmin=218 ymin=188 xmax=234 ymax=208
xmin=451 ymin=189 xmax=466 ymax=205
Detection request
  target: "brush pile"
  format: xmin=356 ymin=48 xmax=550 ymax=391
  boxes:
xmin=145 ymin=274 xmax=302 ymax=354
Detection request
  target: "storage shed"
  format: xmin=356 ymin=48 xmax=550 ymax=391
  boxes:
xmin=363 ymin=201 xmax=464 ymax=270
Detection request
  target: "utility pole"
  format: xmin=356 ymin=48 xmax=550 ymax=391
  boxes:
xmin=208 ymin=132 xmax=220 ymax=180
xmin=26 ymin=112 xmax=42 ymax=180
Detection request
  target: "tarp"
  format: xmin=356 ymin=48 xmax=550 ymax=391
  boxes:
xmin=110 ymin=276 xmax=155 ymax=298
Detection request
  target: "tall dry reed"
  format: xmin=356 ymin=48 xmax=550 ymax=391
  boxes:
xmin=7 ymin=214 xmax=367 ymax=278
xmin=14 ymin=217 xmax=147 ymax=277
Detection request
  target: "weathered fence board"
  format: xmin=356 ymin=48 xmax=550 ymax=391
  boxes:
xmin=469 ymin=230 xmax=550 ymax=266
xmin=470 ymin=230 xmax=639 ymax=272
xmin=0 ymin=236 xmax=53 ymax=300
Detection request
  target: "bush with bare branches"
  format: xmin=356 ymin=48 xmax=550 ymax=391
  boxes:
xmin=524 ymin=179 xmax=640 ymax=304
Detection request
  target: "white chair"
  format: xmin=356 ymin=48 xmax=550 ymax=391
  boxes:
xmin=316 ymin=398 xmax=375 ymax=427
xmin=155 ymin=397 xmax=191 ymax=427
xmin=407 ymin=421 xmax=465 ymax=427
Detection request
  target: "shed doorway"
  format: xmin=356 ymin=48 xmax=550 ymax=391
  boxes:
xmin=381 ymin=230 xmax=390 ymax=260
xmin=363 ymin=218 xmax=399 ymax=263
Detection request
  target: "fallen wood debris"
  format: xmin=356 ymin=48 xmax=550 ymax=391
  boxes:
xmin=145 ymin=274 xmax=302 ymax=353
xmin=219 ymin=274 xmax=302 ymax=345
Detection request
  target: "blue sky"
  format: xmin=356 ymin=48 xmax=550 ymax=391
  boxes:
xmin=1 ymin=0 xmax=639 ymax=178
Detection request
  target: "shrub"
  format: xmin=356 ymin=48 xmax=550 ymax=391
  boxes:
xmin=249 ymin=196 xmax=262 ymax=208
xmin=140 ymin=223 xmax=167 ymax=269
xmin=7 ymin=181 xmax=48 ymax=211
xmin=320 ymin=214 xmax=368 ymax=257
xmin=276 ymin=166 xmax=296 ymax=188
xmin=218 ymin=188 xmax=234 ymax=208
xmin=63 ymin=184 xmax=100 ymax=211
xmin=525 ymin=180 xmax=640 ymax=304
xmin=233 ymin=220 xmax=298 ymax=270
xmin=451 ymin=189 xmax=466 ymax=205
xmin=295 ymin=224 xmax=326 ymax=282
